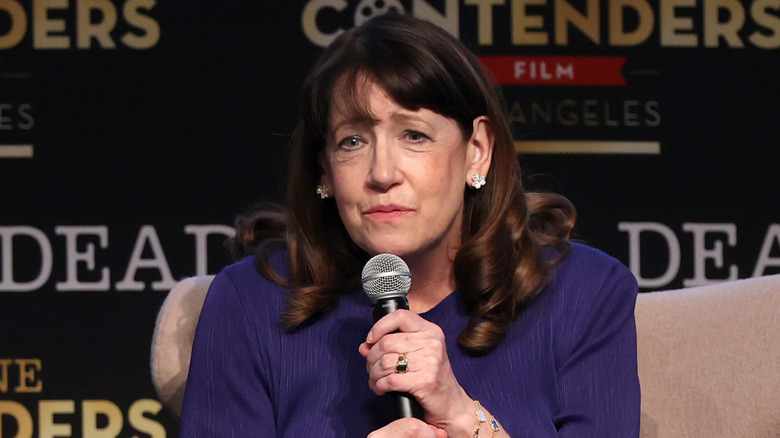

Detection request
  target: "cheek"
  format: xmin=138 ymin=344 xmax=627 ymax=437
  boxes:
xmin=416 ymin=165 xmax=466 ymax=217
xmin=431 ymin=151 xmax=467 ymax=194
xmin=332 ymin=179 xmax=360 ymax=212
xmin=330 ymin=174 xmax=364 ymax=227
xmin=329 ymin=163 xmax=360 ymax=199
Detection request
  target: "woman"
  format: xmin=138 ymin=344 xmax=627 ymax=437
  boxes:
xmin=180 ymin=13 xmax=640 ymax=437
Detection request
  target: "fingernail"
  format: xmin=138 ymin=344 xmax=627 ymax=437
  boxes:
xmin=366 ymin=330 xmax=374 ymax=343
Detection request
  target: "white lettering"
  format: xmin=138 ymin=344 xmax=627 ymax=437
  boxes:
xmin=556 ymin=62 xmax=573 ymax=79
xmin=682 ymin=223 xmax=738 ymax=286
xmin=618 ymin=222 xmax=681 ymax=288
xmin=0 ymin=226 xmax=53 ymax=292
xmin=55 ymin=226 xmax=110 ymax=291
xmin=753 ymin=224 xmax=780 ymax=276
xmin=115 ymin=225 xmax=176 ymax=291
xmin=514 ymin=60 xmax=573 ymax=80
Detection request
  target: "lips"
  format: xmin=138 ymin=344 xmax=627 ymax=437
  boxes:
xmin=362 ymin=204 xmax=414 ymax=221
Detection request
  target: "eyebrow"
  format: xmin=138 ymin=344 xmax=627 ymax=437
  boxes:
xmin=330 ymin=115 xmax=375 ymax=134
xmin=330 ymin=109 xmax=436 ymax=134
xmin=390 ymin=112 xmax=434 ymax=130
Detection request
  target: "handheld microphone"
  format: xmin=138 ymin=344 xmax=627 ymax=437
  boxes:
xmin=361 ymin=253 xmax=424 ymax=421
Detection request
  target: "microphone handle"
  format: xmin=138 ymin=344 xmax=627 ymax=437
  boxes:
xmin=372 ymin=297 xmax=425 ymax=421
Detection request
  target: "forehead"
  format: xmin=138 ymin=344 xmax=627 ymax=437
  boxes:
xmin=328 ymin=74 xmax=386 ymax=127
xmin=328 ymin=76 xmax=461 ymax=136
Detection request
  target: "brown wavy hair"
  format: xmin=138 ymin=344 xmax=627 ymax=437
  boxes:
xmin=232 ymin=13 xmax=575 ymax=352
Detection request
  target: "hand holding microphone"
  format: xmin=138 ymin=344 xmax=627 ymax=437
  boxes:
xmin=360 ymin=253 xmax=423 ymax=421
xmin=359 ymin=254 xmax=475 ymax=436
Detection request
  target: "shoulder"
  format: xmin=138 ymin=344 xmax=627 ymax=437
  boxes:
xmin=203 ymin=251 xmax=291 ymax=326
xmin=216 ymin=250 xmax=289 ymax=289
xmin=550 ymin=241 xmax=637 ymax=293
xmin=535 ymin=242 xmax=639 ymax=366
xmin=537 ymin=242 xmax=638 ymax=321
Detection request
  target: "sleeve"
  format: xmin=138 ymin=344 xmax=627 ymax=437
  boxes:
xmin=179 ymin=271 xmax=276 ymax=437
xmin=553 ymin=261 xmax=641 ymax=438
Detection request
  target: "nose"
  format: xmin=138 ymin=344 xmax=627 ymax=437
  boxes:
xmin=366 ymin=137 xmax=403 ymax=191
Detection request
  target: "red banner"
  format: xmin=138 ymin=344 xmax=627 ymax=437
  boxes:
xmin=478 ymin=56 xmax=627 ymax=86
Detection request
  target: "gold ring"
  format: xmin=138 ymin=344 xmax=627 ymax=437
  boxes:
xmin=396 ymin=353 xmax=408 ymax=374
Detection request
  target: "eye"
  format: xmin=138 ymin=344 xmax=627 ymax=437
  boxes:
xmin=338 ymin=136 xmax=365 ymax=149
xmin=403 ymin=130 xmax=431 ymax=144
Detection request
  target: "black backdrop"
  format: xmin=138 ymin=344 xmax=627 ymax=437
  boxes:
xmin=2 ymin=1 xmax=778 ymax=436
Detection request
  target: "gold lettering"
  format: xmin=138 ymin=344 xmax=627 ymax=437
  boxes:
xmin=704 ymin=0 xmax=745 ymax=47
xmin=83 ymin=400 xmax=124 ymax=437
xmin=0 ymin=359 xmax=11 ymax=392
xmin=77 ymin=0 xmax=118 ymax=49
xmin=33 ymin=0 xmax=70 ymax=49
xmin=121 ymin=0 xmax=160 ymax=49
xmin=0 ymin=0 xmax=27 ymax=49
xmin=660 ymin=0 xmax=698 ymax=47
xmin=465 ymin=0 xmax=505 ymax=45
xmin=0 ymin=401 xmax=33 ymax=438
xmin=555 ymin=0 xmax=599 ymax=45
xmin=512 ymin=0 xmax=549 ymax=45
xmin=749 ymin=0 xmax=780 ymax=48
xmin=609 ymin=0 xmax=654 ymax=46
xmin=39 ymin=400 xmax=75 ymax=438
xmin=14 ymin=359 xmax=42 ymax=393
xmin=129 ymin=399 xmax=167 ymax=438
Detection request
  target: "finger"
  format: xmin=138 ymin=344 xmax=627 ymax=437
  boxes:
xmin=365 ymin=332 xmax=422 ymax=367
xmin=366 ymin=310 xmax=429 ymax=343
xmin=367 ymin=349 xmax=416 ymax=378
xmin=366 ymin=329 xmax=447 ymax=373
xmin=367 ymin=417 xmax=441 ymax=438
xmin=372 ymin=368 xmax=407 ymax=395
xmin=358 ymin=341 xmax=371 ymax=358
xmin=367 ymin=349 xmax=428 ymax=395
xmin=370 ymin=352 xmax=442 ymax=395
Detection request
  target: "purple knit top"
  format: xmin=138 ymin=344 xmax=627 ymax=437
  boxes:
xmin=180 ymin=243 xmax=640 ymax=437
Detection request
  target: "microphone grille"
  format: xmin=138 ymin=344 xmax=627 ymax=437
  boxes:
xmin=361 ymin=253 xmax=412 ymax=303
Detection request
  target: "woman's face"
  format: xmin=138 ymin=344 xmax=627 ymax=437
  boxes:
xmin=321 ymin=81 xmax=493 ymax=264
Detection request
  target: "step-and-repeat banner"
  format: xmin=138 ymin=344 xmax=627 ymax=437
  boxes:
xmin=2 ymin=1 xmax=778 ymax=436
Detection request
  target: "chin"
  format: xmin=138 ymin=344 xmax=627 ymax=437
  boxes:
xmin=361 ymin=240 xmax=416 ymax=257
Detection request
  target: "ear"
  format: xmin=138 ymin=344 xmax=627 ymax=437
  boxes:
xmin=318 ymin=152 xmax=334 ymax=194
xmin=465 ymin=116 xmax=495 ymax=184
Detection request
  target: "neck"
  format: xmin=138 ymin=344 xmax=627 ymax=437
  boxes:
xmin=404 ymin=245 xmax=458 ymax=314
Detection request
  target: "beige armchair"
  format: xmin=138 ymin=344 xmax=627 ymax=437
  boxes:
xmin=151 ymin=275 xmax=214 ymax=416
xmin=152 ymin=274 xmax=780 ymax=436
xmin=635 ymin=275 xmax=780 ymax=437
